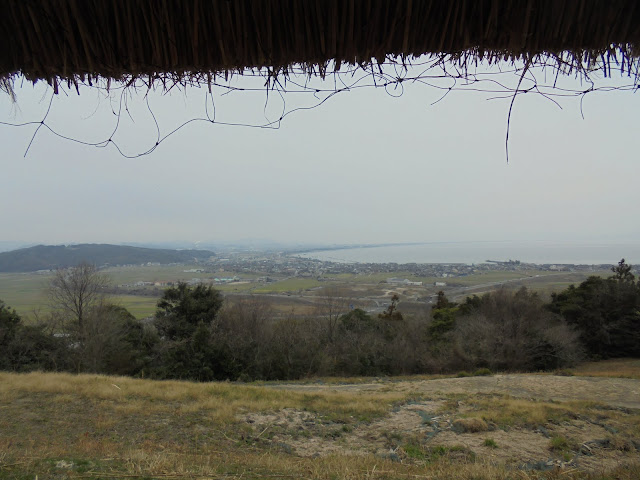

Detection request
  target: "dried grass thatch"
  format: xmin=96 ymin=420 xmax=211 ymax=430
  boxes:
xmin=1 ymin=0 xmax=639 ymax=92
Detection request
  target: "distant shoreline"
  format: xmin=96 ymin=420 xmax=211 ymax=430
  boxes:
xmin=292 ymin=241 xmax=638 ymax=266
xmin=284 ymin=241 xmax=427 ymax=255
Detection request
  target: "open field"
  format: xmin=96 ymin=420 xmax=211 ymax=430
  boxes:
xmin=103 ymin=265 xmax=214 ymax=284
xmin=110 ymin=295 xmax=159 ymax=319
xmin=1 ymin=360 xmax=639 ymax=479
xmin=0 ymin=265 xmax=611 ymax=321
xmin=0 ymin=266 xmax=222 ymax=320
xmin=572 ymin=358 xmax=640 ymax=379
xmin=0 ymin=272 xmax=50 ymax=316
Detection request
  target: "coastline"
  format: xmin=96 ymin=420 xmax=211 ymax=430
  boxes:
xmin=292 ymin=241 xmax=639 ymax=266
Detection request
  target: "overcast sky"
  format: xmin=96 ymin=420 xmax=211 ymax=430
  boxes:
xmin=1 ymin=61 xmax=638 ymax=249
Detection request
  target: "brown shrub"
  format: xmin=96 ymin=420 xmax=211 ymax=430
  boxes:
xmin=452 ymin=418 xmax=488 ymax=433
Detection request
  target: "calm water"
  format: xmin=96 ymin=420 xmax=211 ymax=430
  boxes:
xmin=295 ymin=242 xmax=640 ymax=265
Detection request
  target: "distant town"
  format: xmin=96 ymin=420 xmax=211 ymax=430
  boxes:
xmin=112 ymin=250 xmax=617 ymax=290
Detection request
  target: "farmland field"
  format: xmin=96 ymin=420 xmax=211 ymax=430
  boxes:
xmin=0 ymin=264 xmax=611 ymax=320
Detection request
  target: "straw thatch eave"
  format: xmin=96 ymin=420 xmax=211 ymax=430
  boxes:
xmin=2 ymin=0 xmax=639 ymax=92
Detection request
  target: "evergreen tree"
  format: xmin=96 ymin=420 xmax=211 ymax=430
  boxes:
xmin=548 ymin=259 xmax=640 ymax=358
xmin=155 ymin=282 xmax=223 ymax=341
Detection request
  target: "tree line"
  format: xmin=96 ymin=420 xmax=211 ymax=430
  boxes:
xmin=1 ymin=260 xmax=638 ymax=380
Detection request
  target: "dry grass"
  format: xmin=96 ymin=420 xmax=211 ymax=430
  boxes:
xmin=572 ymin=358 xmax=640 ymax=379
xmin=463 ymin=395 xmax=581 ymax=428
xmin=269 ymin=372 xmax=452 ymax=387
xmin=452 ymin=418 xmax=488 ymax=433
xmin=1 ymin=370 xmax=639 ymax=480
xmin=0 ymin=371 xmax=407 ymax=479
xmin=0 ymin=371 xmax=404 ymax=425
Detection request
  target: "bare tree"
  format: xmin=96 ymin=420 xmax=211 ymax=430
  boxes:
xmin=452 ymin=288 xmax=583 ymax=371
xmin=48 ymin=262 xmax=110 ymax=330
xmin=314 ymin=286 xmax=351 ymax=342
xmin=77 ymin=304 xmax=138 ymax=373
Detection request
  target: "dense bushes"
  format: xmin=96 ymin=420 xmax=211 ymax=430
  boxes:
xmin=0 ymin=286 xmax=583 ymax=379
xmin=548 ymin=259 xmax=640 ymax=359
xmin=2 ymin=259 xmax=637 ymax=380
xmin=141 ymin=284 xmax=582 ymax=380
xmin=153 ymin=283 xmax=226 ymax=380
xmin=449 ymin=288 xmax=583 ymax=371
xmin=0 ymin=300 xmax=70 ymax=372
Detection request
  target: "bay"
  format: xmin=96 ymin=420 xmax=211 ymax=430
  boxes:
xmin=295 ymin=241 xmax=640 ymax=265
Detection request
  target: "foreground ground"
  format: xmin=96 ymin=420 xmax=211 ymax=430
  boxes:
xmin=1 ymin=359 xmax=639 ymax=479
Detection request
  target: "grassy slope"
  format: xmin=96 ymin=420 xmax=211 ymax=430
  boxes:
xmin=572 ymin=358 xmax=640 ymax=379
xmin=0 ymin=372 xmax=409 ymax=480
xmin=1 ymin=361 xmax=639 ymax=479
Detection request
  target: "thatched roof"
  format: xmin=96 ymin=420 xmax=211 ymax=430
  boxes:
xmin=2 ymin=0 xmax=639 ymax=91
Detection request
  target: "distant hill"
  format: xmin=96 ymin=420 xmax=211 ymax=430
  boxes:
xmin=0 ymin=244 xmax=215 ymax=272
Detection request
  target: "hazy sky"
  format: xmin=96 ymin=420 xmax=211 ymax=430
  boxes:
xmin=1 ymin=61 xmax=638 ymax=248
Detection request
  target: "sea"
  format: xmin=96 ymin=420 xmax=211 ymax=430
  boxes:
xmin=294 ymin=241 xmax=640 ymax=266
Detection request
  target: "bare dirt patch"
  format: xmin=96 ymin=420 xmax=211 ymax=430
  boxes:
xmin=241 ymin=374 xmax=640 ymax=472
xmin=272 ymin=374 xmax=640 ymax=409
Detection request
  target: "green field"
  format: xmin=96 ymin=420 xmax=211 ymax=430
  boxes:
xmin=0 ymin=266 xmax=262 ymax=319
xmin=0 ymin=272 xmax=160 ymax=320
xmin=0 ymin=272 xmax=51 ymax=318
xmin=251 ymin=277 xmax=328 ymax=293
xmin=103 ymin=264 xmax=212 ymax=283
xmin=111 ymin=295 xmax=158 ymax=318
xmin=0 ymin=265 xmax=612 ymax=321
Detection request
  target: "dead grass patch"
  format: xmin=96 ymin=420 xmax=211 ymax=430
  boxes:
xmin=464 ymin=395 xmax=592 ymax=428
xmin=1 ymin=371 xmax=639 ymax=479
xmin=573 ymin=358 xmax=640 ymax=379
xmin=0 ymin=371 xmax=404 ymax=426
xmin=452 ymin=418 xmax=488 ymax=433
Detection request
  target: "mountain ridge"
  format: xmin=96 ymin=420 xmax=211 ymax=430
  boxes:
xmin=0 ymin=244 xmax=215 ymax=272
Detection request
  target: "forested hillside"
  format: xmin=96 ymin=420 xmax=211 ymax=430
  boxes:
xmin=0 ymin=244 xmax=215 ymax=272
